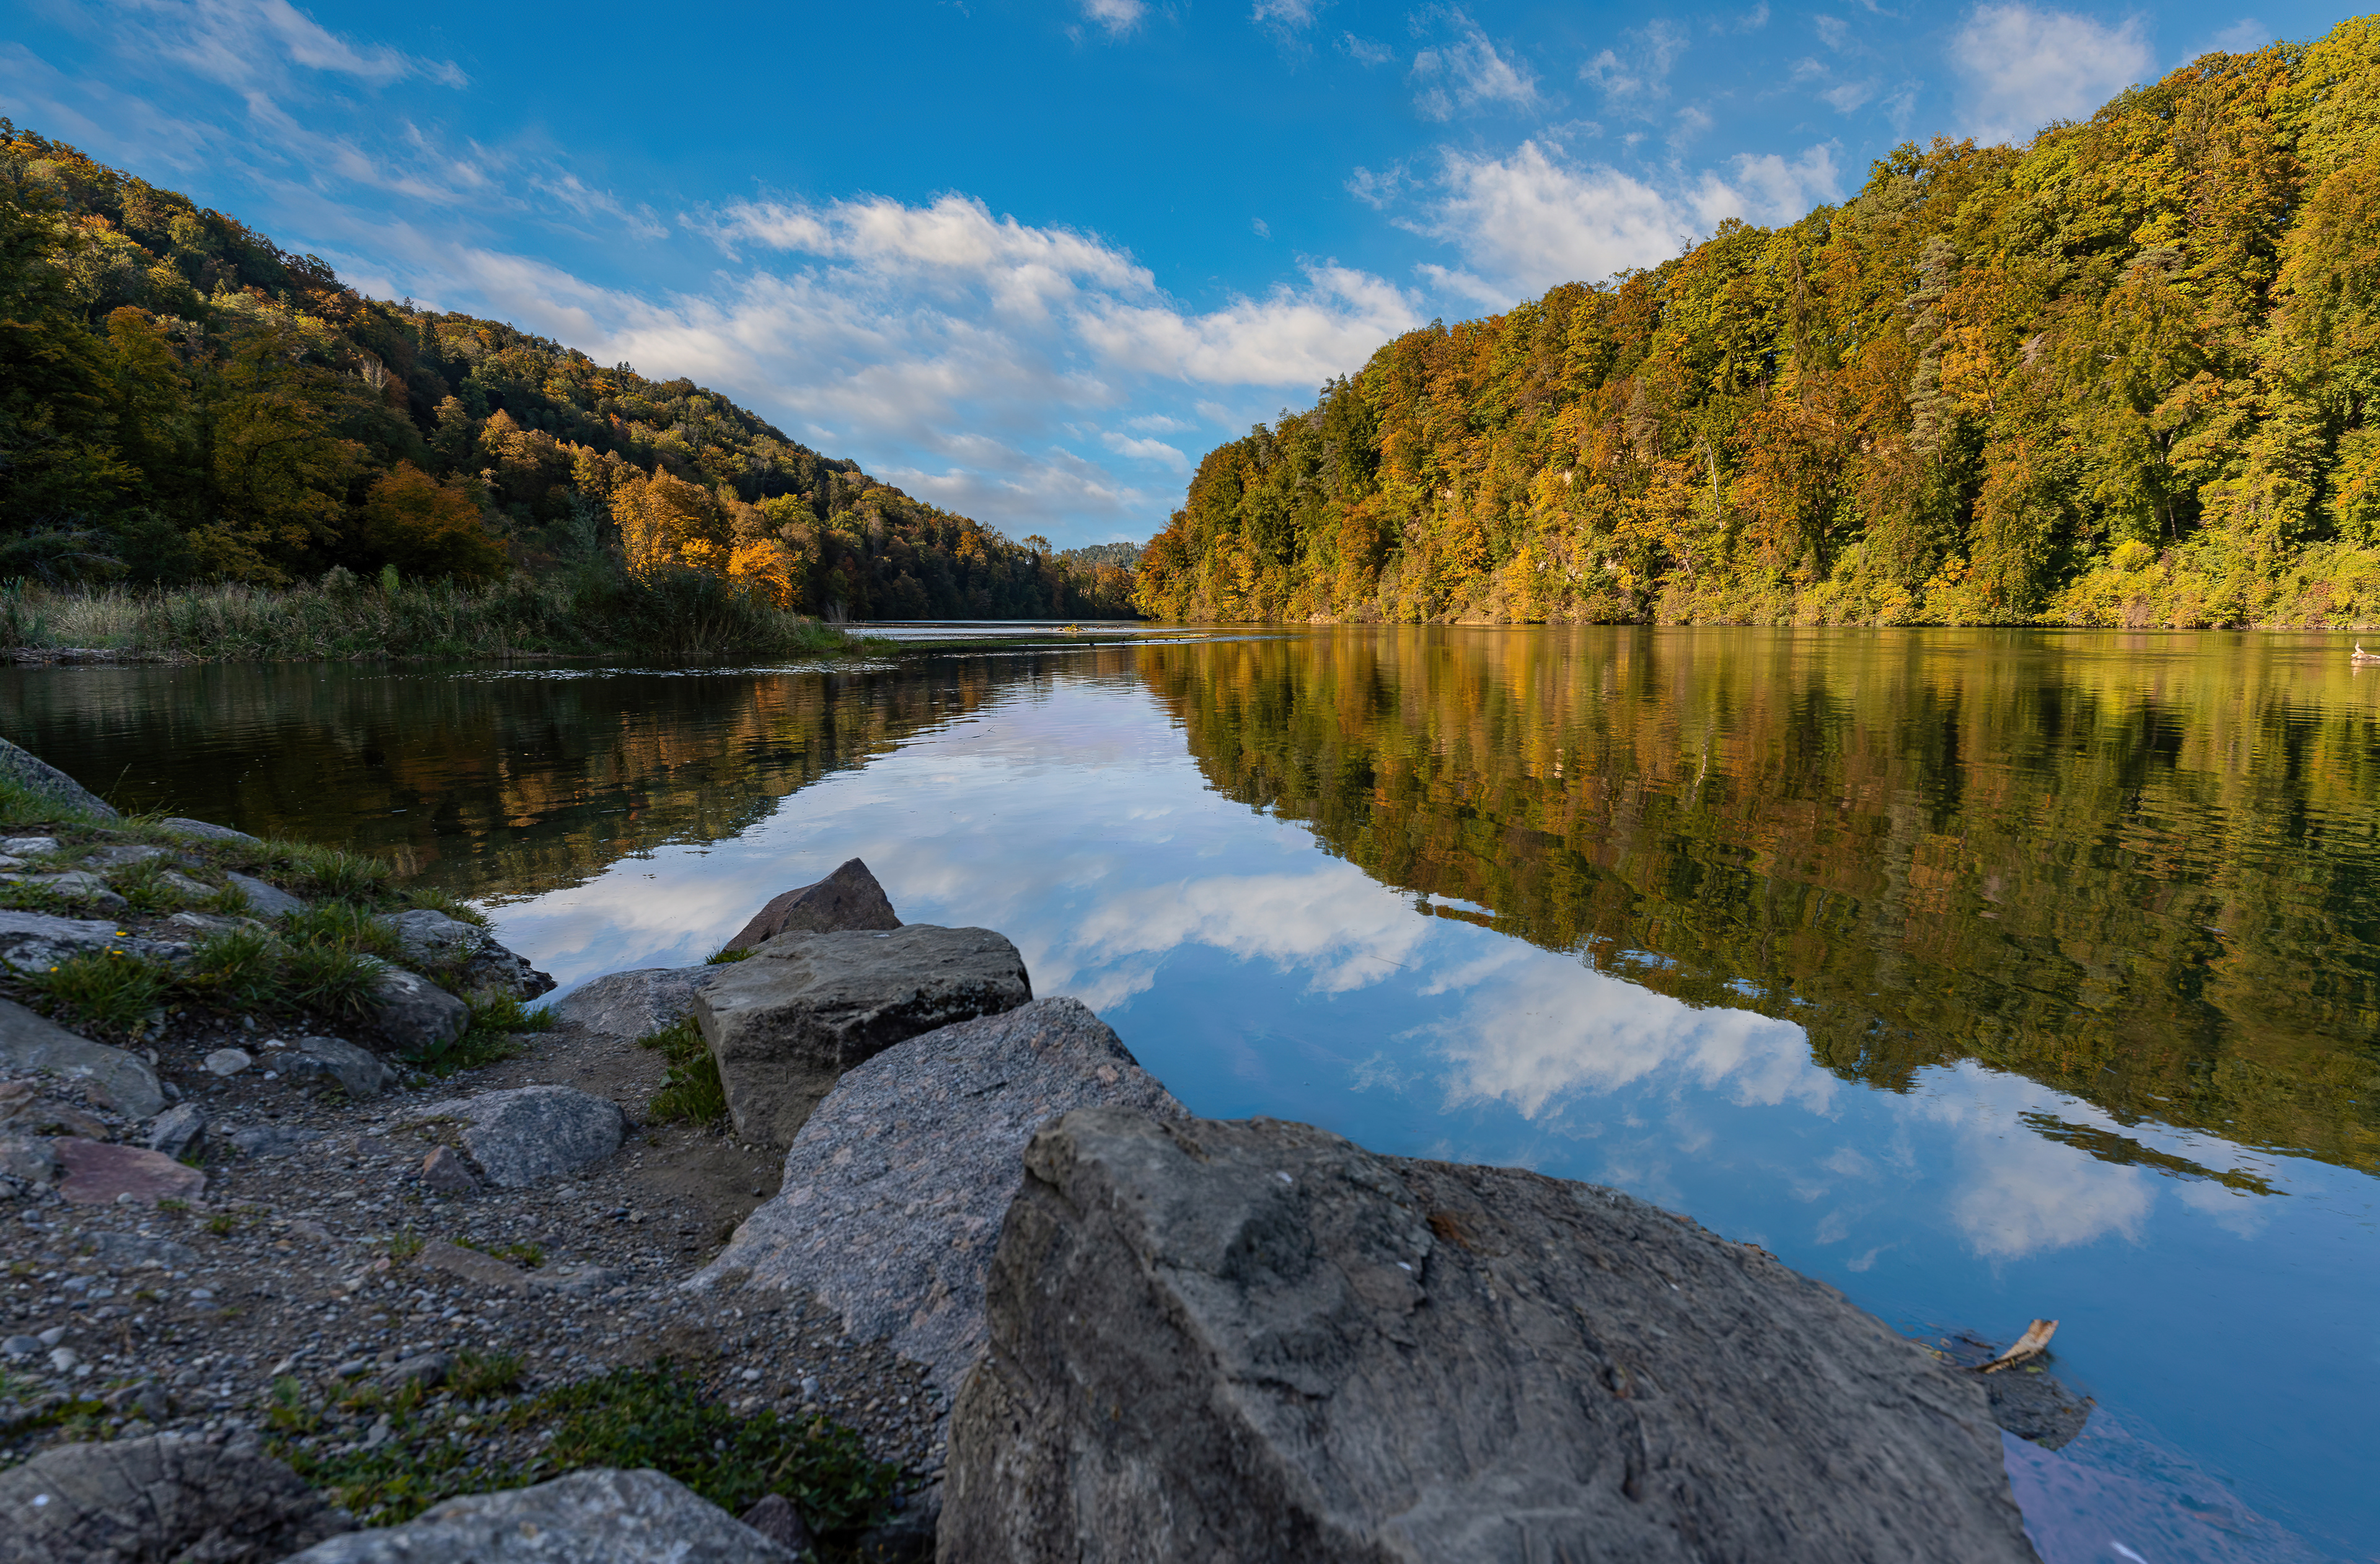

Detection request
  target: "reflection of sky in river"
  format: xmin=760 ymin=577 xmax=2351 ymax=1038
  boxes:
xmin=489 ymin=673 xmax=2375 ymax=1563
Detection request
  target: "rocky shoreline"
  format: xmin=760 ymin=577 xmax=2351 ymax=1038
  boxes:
xmin=0 ymin=736 xmax=2086 ymax=1561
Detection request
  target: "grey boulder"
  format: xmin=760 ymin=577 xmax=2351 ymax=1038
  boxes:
xmin=550 ymin=965 xmax=709 ymax=1040
xmin=0 ymin=909 xmax=183 ymax=973
xmin=370 ymin=966 xmax=470 ymax=1056
xmin=723 ymin=857 xmax=900 ymax=952
xmin=0 ymin=735 xmax=119 ymax=821
xmin=0 ymin=870 xmax=126 ymax=912
xmin=941 ymin=1109 xmax=2037 ymax=1564
xmin=146 ymin=1102 xmax=206 ymax=1159
xmin=375 ymin=908 xmax=555 ymax=1001
xmin=224 ymin=871 xmax=304 ymax=919
xmin=281 ymin=1468 xmax=799 ymax=1563
xmin=405 ymin=1085 xmax=625 ymax=1187
xmin=698 ymin=997 xmax=1182 ymax=1400
xmin=0 ymin=1434 xmax=351 ymax=1564
xmin=0 ymin=997 xmax=165 ymax=1116
xmin=158 ymin=816 xmax=258 ymax=844
xmin=696 ymin=924 xmax=1030 ymax=1148
xmin=280 ymin=1035 xmax=395 ymax=1098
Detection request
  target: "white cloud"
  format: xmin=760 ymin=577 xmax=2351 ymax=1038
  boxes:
xmin=1080 ymin=0 xmax=1147 ymax=37
xmin=1412 ymin=12 xmax=1541 ymax=121
xmin=97 ymin=0 xmax=465 ymax=90
xmin=1952 ymin=4 xmax=2155 ymax=144
xmin=1253 ymin=0 xmax=1323 ymax=29
xmin=2203 ymin=18 xmax=2268 ymax=54
xmin=1251 ymin=216 xmax=1271 ymax=238
xmin=1341 ymin=32 xmax=1395 ymax=66
xmin=1102 ymin=432 xmax=1191 ymax=470
xmin=1409 ymin=139 xmax=1840 ymax=299
xmin=1345 ymin=163 xmax=1412 ymax=208
xmin=1580 ymin=19 xmax=1688 ymax=109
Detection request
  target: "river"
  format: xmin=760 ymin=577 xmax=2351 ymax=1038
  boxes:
xmin=6 ymin=625 xmax=2376 ymax=1562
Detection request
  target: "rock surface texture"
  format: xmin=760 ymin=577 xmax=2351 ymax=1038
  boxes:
xmin=53 ymin=1138 xmax=206 ymax=1205
xmin=550 ymin=966 xmax=708 ymax=1039
xmin=0 ymin=1434 xmax=352 ymax=1564
xmin=224 ymin=871 xmax=304 ymax=919
xmin=278 ymin=1035 xmax=394 ymax=1098
xmin=405 ymin=1085 xmax=625 ymax=1188
xmin=941 ymin=1109 xmax=2038 ymax=1564
xmin=376 ymin=908 xmax=556 ymax=1001
xmin=699 ymin=997 xmax=1184 ymax=1395
xmin=697 ymin=925 xmax=1030 ymax=1148
xmin=369 ymin=966 xmax=471 ymax=1055
xmin=0 ymin=911 xmax=187 ymax=978
xmin=0 ymin=997 xmax=165 ymax=1116
xmin=0 ymin=735 xmax=120 ymax=821
xmin=723 ymin=857 xmax=901 ymax=952
xmin=281 ymin=1468 xmax=800 ymax=1563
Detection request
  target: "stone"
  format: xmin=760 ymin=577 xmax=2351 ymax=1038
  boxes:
xmin=419 ymin=1146 xmax=480 ymax=1193
xmin=224 ymin=871 xmax=304 ymax=919
xmin=370 ymin=965 xmax=471 ymax=1056
xmin=146 ymin=1102 xmax=206 ymax=1159
xmin=373 ymin=908 xmax=555 ymax=1001
xmin=158 ymin=816 xmax=258 ymax=844
xmin=280 ymin=1035 xmax=394 ymax=1099
xmin=738 ymin=1493 xmax=814 ymax=1555
xmin=414 ymin=1239 xmax=612 ymax=1296
xmin=0 ymin=735 xmax=120 ymax=821
xmin=53 ymin=1139 xmax=206 ymax=1206
xmin=0 ymin=1135 xmax=60 ymax=1185
xmin=381 ymin=1350 xmax=451 ymax=1390
xmin=152 ymin=869 xmax=216 ymax=901
xmin=0 ymin=997 xmax=165 ymax=1116
xmin=0 ymin=836 xmax=61 ymax=857
xmin=0 ymin=1433 xmax=348 ymax=1564
xmin=0 ymin=871 xmax=126 ymax=911
xmin=0 ymin=910 xmax=186 ymax=974
xmin=697 ymin=997 xmax=1183 ymax=1398
xmin=79 ymin=1230 xmax=199 ymax=1270
xmin=81 ymin=844 xmax=165 ymax=868
xmin=228 ymin=1123 xmax=320 ymax=1158
xmin=281 ymin=1468 xmax=800 ymax=1564
xmin=940 ymin=1110 xmax=2037 ymax=1564
xmin=205 ymin=1047 xmax=253 ymax=1077
xmin=166 ymin=909 xmax=269 ymax=940
xmin=1 ymin=1335 xmax=35 ymax=1359
xmin=697 ymin=925 xmax=1032 ymax=1147
xmin=48 ymin=1345 xmax=79 ymax=1372
xmin=550 ymin=965 xmax=708 ymax=1039
xmin=723 ymin=857 xmax=901 ymax=952
xmin=405 ymin=1085 xmax=625 ymax=1188
xmin=1981 ymin=1364 xmax=2094 ymax=1450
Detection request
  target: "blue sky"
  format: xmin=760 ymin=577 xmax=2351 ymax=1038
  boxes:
xmin=0 ymin=0 xmax=2349 ymax=546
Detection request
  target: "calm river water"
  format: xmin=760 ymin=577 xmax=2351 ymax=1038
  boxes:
xmin=7 ymin=627 xmax=2377 ymax=1562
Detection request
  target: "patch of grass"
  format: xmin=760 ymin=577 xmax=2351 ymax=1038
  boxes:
xmin=181 ymin=926 xmax=283 ymax=1008
xmin=2 ymin=1392 xmax=110 ymax=1441
xmin=402 ymin=885 xmax=489 ymax=927
xmin=203 ymin=1211 xmax=238 ymax=1236
xmin=449 ymin=1348 xmax=524 ymax=1399
xmin=388 ymin=1229 xmax=423 ymax=1261
xmin=703 ymin=945 xmax=754 ymax=965
xmin=108 ymin=856 xmax=210 ymax=914
xmin=278 ymin=943 xmax=384 ymax=1017
xmin=265 ymin=1374 xmax=324 ymax=1436
xmin=19 ymin=947 xmax=172 ymax=1034
xmin=420 ymin=992 xmax=554 ymax=1073
xmin=638 ymin=1016 xmax=726 ymax=1125
xmin=452 ymin=1237 xmax=544 ymax=1269
xmin=281 ymin=899 xmax=407 ymax=960
xmin=0 ymin=878 xmax=76 ymax=914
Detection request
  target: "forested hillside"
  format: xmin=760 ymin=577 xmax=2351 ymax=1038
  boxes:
xmin=1136 ymin=17 xmax=2380 ymax=628
xmin=0 ymin=122 xmax=1135 ymax=620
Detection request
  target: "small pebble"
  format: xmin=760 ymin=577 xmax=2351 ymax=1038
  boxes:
xmin=203 ymin=1049 xmax=253 ymax=1077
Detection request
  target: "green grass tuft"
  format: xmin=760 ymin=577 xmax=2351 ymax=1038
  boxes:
xmin=638 ymin=1016 xmax=726 ymax=1124
xmin=449 ymin=1348 xmax=524 ymax=1399
xmin=702 ymin=945 xmax=754 ymax=965
xmin=19 ymin=948 xmax=171 ymax=1034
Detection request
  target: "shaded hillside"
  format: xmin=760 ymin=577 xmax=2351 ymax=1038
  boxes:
xmin=0 ymin=121 xmax=1135 ymax=620
xmin=1137 ymin=19 xmax=2380 ymax=629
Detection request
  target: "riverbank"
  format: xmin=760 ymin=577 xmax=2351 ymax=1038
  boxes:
xmin=0 ymin=572 xmax=879 ymax=665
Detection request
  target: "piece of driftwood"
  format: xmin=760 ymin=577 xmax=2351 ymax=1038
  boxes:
xmin=1979 ymin=1319 xmax=2058 ymax=1374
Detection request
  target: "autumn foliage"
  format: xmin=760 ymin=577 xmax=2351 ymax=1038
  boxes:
xmin=1136 ymin=18 xmax=2380 ymax=629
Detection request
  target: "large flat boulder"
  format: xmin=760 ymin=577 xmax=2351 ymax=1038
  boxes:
xmin=941 ymin=1110 xmax=2037 ymax=1564
xmin=405 ymin=1085 xmax=625 ymax=1188
xmin=55 ymin=1139 xmax=206 ymax=1205
xmin=0 ymin=1434 xmax=350 ymax=1564
xmin=0 ymin=735 xmax=118 ymax=821
xmin=376 ymin=908 xmax=555 ymax=1000
xmin=0 ymin=911 xmax=186 ymax=974
xmin=723 ymin=857 xmax=901 ymax=952
xmin=550 ymin=966 xmax=709 ymax=1039
xmin=697 ymin=997 xmax=1184 ymax=1395
xmin=695 ymin=926 xmax=1030 ymax=1148
xmin=281 ymin=1468 xmax=796 ymax=1563
xmin=0 ymin=997 xmax=165 ymax=1116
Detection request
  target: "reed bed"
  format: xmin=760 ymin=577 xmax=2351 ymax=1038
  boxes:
xmin=0 ymin=566 xmax=865 ymax=662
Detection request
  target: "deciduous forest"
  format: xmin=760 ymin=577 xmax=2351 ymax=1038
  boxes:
xmin=0 ymin=123 xmax=1136 ymax=622
xmin=1135 ymin=18 xmax=2380 ymax=628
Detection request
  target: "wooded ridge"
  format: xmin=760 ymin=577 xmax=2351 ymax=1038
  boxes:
xmin=1134 ymin=18 xmax=2380 ymax=629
